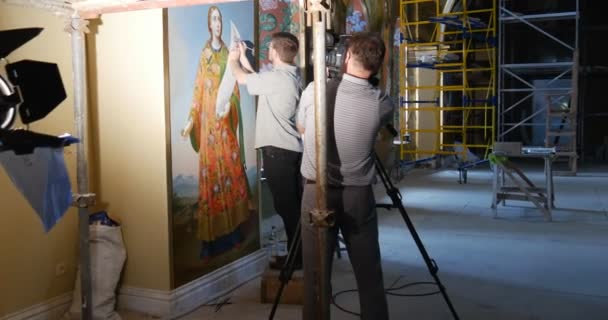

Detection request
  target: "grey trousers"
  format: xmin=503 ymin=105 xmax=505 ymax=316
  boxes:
xmin=301 ymin=183 xmax=389 ymax=320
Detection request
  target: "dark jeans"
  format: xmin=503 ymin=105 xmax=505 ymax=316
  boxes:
xmin=301 ymin=184 xmax=388 ymax=320
xmin=262 ymin=146 xmax=303 ymax=264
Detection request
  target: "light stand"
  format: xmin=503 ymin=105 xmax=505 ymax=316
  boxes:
xmin=69 ymin=15 xmax=94 ymax=320
xmin=0 ymin=22 xmax=95 ymax=320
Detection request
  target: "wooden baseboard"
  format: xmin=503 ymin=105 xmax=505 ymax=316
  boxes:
xmin=2 ymin=250 xmax=267 ymax=320
xmin=118 ymin=249 xmax=267 ymax=318
xmin=0 ymin=293 xmax=72 ymax=320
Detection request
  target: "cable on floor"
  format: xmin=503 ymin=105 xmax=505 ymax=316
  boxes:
xmin=201 ymin=296 xmax=233 ymax=312
xmin=331 ymin=276 xmax=441 ymax=317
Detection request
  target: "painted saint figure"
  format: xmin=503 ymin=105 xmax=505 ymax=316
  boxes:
xmin=182 ymin=6 xmax=249 ymax=262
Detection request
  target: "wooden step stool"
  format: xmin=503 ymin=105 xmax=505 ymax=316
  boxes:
xmin=260 ymin=267 xmax=304 ymax=305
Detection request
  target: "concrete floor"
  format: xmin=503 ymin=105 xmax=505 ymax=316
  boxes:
xmin=127 ymin=163 xmax=608 ymax=319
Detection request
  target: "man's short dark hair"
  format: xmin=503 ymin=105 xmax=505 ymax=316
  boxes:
xmin=348 ymin=32 xmax=386 ymax=74
xmin=271 ymin=32 xmax=299 ymax=64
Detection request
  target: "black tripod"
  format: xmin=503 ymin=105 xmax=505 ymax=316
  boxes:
xmin=268 ymin=219 xmax=302 ymax=320
xmin=373 ymin=154 xmax=460 ymax=320
xmin=268 ymin=154 xmax=460 ymax=320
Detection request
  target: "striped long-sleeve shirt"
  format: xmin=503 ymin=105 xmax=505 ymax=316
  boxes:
xmin=296 ymin=74 xmax=395 ymax=186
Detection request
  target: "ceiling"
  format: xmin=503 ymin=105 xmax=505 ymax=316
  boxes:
xmin=0 ymin=0 xmax=244 ymax=18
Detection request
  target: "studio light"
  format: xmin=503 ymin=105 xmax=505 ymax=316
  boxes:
xmin=0 ymin=27 xmax=67 ymax=129
xmin=0 ymin=27 xmax=68 ymax=154
xmin=0 ymin=72 xmax=17 ymax=129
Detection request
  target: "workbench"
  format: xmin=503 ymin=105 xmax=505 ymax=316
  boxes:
xmin=490 ymin=145 xmax=556 ymax=221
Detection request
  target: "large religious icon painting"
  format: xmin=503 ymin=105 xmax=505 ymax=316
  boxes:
xmin=346 ymin=0 xmax=370 ymax=34
xmin=166 ymin=1 xmax=259 ymax=287
xmin=259 ymin=0 xmax=302 ymax=71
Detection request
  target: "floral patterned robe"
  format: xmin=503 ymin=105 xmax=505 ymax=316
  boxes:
xmin=189 ymin=40 xmax=249 ymax=244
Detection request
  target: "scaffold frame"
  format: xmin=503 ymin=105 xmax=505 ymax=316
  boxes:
xmin=399 ymin=0 xmax=497 ymax=164
xmin=497 ymin=0 xmax=580 ymax=175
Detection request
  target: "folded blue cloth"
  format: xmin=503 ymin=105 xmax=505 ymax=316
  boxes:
xmin=0 ymin=146 xmax=73 ymax=232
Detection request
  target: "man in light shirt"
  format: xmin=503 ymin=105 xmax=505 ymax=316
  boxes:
xmin=229 ymin=32 xmax=303 ymax=268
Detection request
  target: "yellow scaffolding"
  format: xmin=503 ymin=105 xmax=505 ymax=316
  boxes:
xmin=398 ymin=0 xmax=497 ymax=163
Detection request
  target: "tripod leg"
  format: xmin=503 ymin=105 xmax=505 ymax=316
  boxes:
xmin=335 ymin=235 xmax=342 ymax=259
xmin=392 ymin=197 xmax=460 ymax=320
xmin=268 ymin=220 xmax=302 ymax=320
xmin=374 ymin=155 xmax=460 ymax=320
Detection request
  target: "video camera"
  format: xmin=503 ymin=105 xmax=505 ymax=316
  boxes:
xmin=325 ymin=33 xmax=350 ymax=79
xmin=309 ymin=32 xmax=351 ymax=79
xmin=320 ymin=33 xmax=381 ymax=86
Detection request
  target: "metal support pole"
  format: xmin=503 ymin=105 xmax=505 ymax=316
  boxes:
xmin=312 ymin=10 xmax=331 ymax=320
xmin=306 ymin=1 xmax=334 ymax=319
xmin=70 ymin=15 xmax=93 ymax=320
xmin=313 ymin=13 xmax=327 ymax=211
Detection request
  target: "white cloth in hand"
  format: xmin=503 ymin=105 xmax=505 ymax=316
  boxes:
xmin=216 ymin=21 xmax=242 ymax=119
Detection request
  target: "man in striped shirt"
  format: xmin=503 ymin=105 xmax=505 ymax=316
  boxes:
xmin=296 ymin=32 xmax=394 ymax=320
